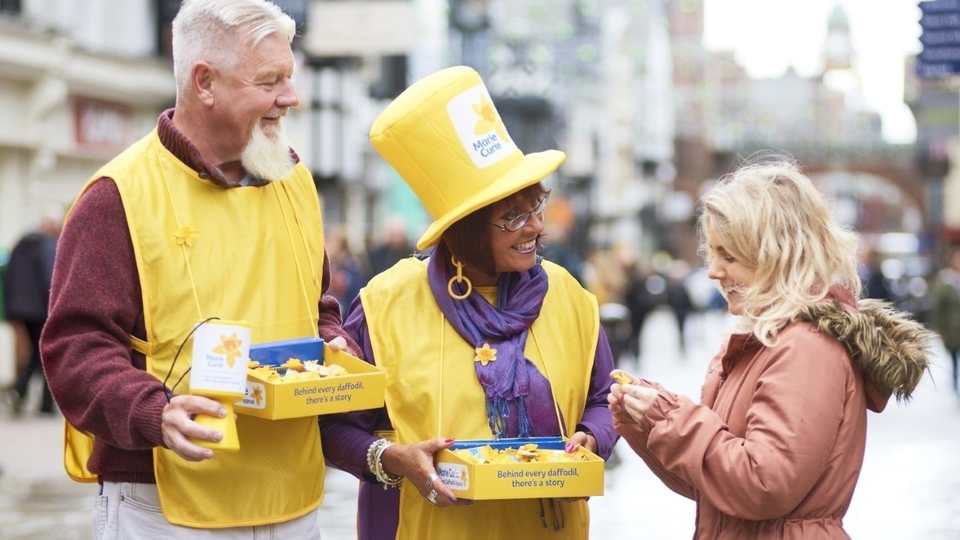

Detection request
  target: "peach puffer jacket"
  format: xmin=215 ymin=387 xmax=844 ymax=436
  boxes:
xmin=616 ymin=286 xmax=932 ymax=539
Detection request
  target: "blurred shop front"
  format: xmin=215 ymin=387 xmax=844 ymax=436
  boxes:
xmin=0 ymin=1 xmax=175 ymax=385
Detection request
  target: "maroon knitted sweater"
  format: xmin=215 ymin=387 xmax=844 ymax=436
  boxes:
xmin=40 ymin=110 xmax=358 ymax=484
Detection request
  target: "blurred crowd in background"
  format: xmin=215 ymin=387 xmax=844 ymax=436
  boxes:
xmin=323 ymin=214 xmax=957 ymax=375
xmin=3 ymin=204 xmax=957 ymax=419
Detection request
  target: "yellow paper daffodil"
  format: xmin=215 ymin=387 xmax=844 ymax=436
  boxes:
xmin=474 ymin=343 xmax=497 ymax=366
xmin=212 ymin=332 xmax=244 ymax=368
xmin=175 ymin=224 xmax=199 ymax=247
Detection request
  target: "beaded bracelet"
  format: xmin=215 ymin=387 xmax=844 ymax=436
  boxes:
xmin=365 ymin=438 xmax=403 ymax=490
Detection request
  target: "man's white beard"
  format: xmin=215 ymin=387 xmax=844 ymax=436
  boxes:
xmin=240 ymin=121 xmax=295 ymax=181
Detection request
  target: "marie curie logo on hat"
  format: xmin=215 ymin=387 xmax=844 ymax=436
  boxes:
xmin=446 ymin=85 xmax=518 ymax=168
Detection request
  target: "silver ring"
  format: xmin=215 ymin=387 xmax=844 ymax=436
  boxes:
xmin=427 ymin=488 xmax=438 ymax=505
xmin=425 ymin=472 xmax=440 ymax=488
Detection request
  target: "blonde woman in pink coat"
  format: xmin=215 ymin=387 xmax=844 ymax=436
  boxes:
xmin=609 ymin=158 xmax=933 ymax=539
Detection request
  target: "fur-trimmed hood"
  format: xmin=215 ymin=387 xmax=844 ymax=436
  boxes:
xmin=792 ymin=290 xmax=935 ymax=412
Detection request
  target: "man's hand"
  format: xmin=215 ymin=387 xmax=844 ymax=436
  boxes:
xmin=161 ymin=394 xmax=226 ymax=461
xmin=325 ymin=336 xmax=349 ymax=351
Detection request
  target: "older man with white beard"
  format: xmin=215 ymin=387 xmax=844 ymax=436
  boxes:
xmin=241 ymin=116 xmax=296 ymax=181
xmin=39 ymin=0 xmax=360 ymax=538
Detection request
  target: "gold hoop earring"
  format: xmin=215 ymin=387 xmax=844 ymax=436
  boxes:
xmin=447 ymin=256 xmax=473 ymax=300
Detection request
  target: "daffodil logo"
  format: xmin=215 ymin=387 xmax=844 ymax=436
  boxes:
xmin=213 ymin=333 xmax=244 ymax=368
xmin=250 ymin=386 xmax=264 ymax=406
xmin=474 ymin=343 xmax=497 ymax=366
xmin=446 ymin=84 xmax=518 ymax=168
xmin=472 ymin=93 xmax=511 ymax=145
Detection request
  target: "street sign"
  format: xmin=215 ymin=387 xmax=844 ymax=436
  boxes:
xmin=920 ymin=0 xmax=960 ymax=11
xmin=918 ymin=0 xmax=960 ymax=78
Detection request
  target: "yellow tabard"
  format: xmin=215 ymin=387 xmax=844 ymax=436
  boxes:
xmin=361 ymin=257 xmax=600 ymax=539
xmin=63 ymin=130 xmax=327 ymax=527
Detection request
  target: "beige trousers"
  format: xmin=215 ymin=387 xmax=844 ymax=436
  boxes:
xmin=93 ymin=482 xmax=322 ymax=539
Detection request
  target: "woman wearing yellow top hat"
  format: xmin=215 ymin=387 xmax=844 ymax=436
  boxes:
xmin=320 ymin=66 xmax=619 ymax=539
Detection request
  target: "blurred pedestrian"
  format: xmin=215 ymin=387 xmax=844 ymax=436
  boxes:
xmin=929 ymin=246 xmax=960 ymax=395
xmin=2 ymin=203 xmax=62 ymax=416
xmin=366 ymin=216 xmax=415 ymax=278
xmin=326 ymin=227 xmax=367 ymax=313
xmin=622 ymin=262 xmax=656 ymax=360
xmin=860 ymin=247 xmax=894 ymax=302
xmin=609 ymin=157 xmax=933 ymax=538
xmin=585 ymin=246 xmax=635 ymax=362
xmin=583 ymin=247 xmax=628 ymax=307
xmin=665 ymin=259 xmax=693 ymax=355
xmin=540 ymin=222 xmax=584 ymax=284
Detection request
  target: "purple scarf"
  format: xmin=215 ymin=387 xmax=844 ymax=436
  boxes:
xmin=427 ymin=241 xmax=549 ymax=439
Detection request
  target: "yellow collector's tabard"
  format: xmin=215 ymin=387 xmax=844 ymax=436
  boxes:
xmin=63 ymin=129 xmax=327 ymax=527
xmin=362 ymin=258 xmax=599 ymax=539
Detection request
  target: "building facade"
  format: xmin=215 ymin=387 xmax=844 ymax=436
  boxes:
xmin=0 ymin=0 xmax=434 ymax=386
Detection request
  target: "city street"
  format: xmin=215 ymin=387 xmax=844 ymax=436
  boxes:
xmin=1 ymin=308 xmax=959 ymax=539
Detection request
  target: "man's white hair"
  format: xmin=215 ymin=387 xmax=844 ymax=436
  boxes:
xmin=171 ymin=0 xmax=297 ymax=94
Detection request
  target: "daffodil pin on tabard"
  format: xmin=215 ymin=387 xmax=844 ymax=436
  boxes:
xmin=175 ymin=224 xmax=199 ymax=247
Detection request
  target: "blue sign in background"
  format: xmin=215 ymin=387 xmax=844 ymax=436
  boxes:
xmin=918 ymin=0 xmax=960 ymax=77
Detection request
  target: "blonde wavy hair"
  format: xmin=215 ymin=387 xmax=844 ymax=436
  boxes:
xmin=697 ymin=157 xmax=862 ymax=346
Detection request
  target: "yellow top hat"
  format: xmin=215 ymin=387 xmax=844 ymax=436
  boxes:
xmin=369 ymin=65 xmax=566 ymax=250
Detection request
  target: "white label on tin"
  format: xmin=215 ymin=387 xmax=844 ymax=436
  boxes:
xmin=438 ymin=462 xmax=469 ymax=490
xmin=189 ymin=322 xmax=250 ymax=394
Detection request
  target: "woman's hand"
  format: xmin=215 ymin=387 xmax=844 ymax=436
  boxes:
xmin=564 ymin=430 xmax=597 ymax=454
xmin=607 ymin=369 xmax=657 ymax=427
xmin=379 ymin=437 xmax=473 ymax=507
xmin=607 ymin=369 xmax=637 ymax=425
xmin=621 ymin=383 xmax=658 ymax=425
xmin=557 ymin=430 xmax=598 ymax=503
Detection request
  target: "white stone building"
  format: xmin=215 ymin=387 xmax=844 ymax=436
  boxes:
xmin=0 ymin=0 xmax=173 ymax=386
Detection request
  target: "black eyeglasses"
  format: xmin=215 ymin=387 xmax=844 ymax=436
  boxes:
xmin=489 ymin=191 xmax=551 ymax=232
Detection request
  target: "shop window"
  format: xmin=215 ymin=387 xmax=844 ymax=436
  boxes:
xmin=157 ymin=0 xmax=180 ymax=59
xmin=0 ymin=0 xmax=21 ymax=16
